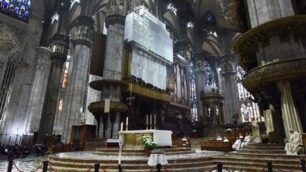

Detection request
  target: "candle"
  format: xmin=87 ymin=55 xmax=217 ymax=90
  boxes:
xmin=150 ymin=114 xmax=153 ymax=130
xmin=120 ymin=122 xmax=123 ymax=131
xmin=118 ymin=142 xmax=122 ymax=165
xmin=126 ymin=117 xmax=128 ymax=131
xmin=146 ymin=114 xmax=148 ymax=130
xmin=154 ymin=114 xmax=156 ymax=129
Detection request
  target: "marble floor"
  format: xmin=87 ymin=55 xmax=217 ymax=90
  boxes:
xmin=0 ymin=155 xmax=47 ymax=172
xmin=52 ymin=150 xmax=224 ymax=160
xmin=0 ymin=150 xmax=224 ymax=172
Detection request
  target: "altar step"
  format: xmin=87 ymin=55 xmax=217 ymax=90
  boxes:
xmin=244 ymin=143 xmax=285 ymax=150
xmin=49 ymin=155 xmax=216 ymax=172
xmin=212 ymin=143 xmax=305 ymax=172
xmin=95 ymin=147 xmax=193 ymax=156
xmin=48 ymin=165 xmax=217 ymax=172
xmin=84 ymin=138 xmax=107 ymax=151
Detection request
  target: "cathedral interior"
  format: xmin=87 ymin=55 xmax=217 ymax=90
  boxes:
xmin=0 ymin=0 xmax=306 ymax=171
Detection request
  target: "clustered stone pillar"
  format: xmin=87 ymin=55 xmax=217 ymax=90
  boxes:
xmin=25 ymin=47 xmax=51 ymax=133
xmin=221 ymin=55 xmax=239 ymax=124
xmin=246 ymin=0 xmax=294 ymax=28
xmin=277 ymin=81 xmax=303 ymax=139
xmin=37 ymin=0 xmax=71 ymax=143
xmin=99 ymin=3 xmax=126 ymax=139
xmin=194 ymin=57 xmax=205 ymax=123
xmin=60 ymin=16 xmax=94 ymax=143
xmin=37 ymin=34 xmax=69 ymax=143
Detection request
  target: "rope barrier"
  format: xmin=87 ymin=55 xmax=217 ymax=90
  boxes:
xmin=260 ymin=166 xmax=267 ymax=172
xmin=222 ymin=167 xmax=231 ymax=172
xmin=86 ymin=166 xmax=93 ymax=172
xmin=30 ymin=164 xmax=43 ymax=172
xmin=275 ymin=168 xmax=293 ymax=172
xmin=13 ymin=161 xmax=24 ymax=172
xmin=208 ymin=166 xmax=217 ymax=172
xmin=163 ymin=166 xmax=170 ymax=172
xmin=48 ymin=162 xmax=57 ymax=172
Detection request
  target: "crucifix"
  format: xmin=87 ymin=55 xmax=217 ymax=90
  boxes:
xmin=126 ymin=91 xmax=135 ymax=106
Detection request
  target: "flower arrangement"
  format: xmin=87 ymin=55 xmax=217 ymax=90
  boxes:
xmin=142 ymin=135 xmax=156 ymax=150
xmin=226 ymin=128 xmax=232 ymax=132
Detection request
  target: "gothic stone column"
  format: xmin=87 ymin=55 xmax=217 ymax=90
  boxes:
xmin=60 ymin=16 xmax=94 ymax=143
xmin=37 ymin=34 xmax=69 ymax=143
xmin=221 ymin=55 xmax=240 ymax=124
xmin=25 ymin=47 xmax=51 ymax=133
xmin=101 ymin=13 xmax=126 ymax=139
xmin=195 ymin=58 xmax=205 ymax=122
xmin=277 ymin=81 xmax=303 ymax=140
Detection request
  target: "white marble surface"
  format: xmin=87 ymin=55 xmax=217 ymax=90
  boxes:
xmin=0 ymin=150 xmax=224 ymax=171
xmin=52 ymin=150 xmax=223 ymax=161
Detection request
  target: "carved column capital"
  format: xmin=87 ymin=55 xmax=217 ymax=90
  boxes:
xmin=50 ymin=33 xmax=69 ymax=61
xmin=105 ymin=14 xmax=125 ymax=28
xmin=220 ymin=55 xmax=237 ymax=75
xmin=71 ymin=16 xmax=94 ymax=47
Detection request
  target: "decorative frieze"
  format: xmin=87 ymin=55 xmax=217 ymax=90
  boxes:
xmin=234 ymin=16 xmax=306 ymax=71
xmin=243 ymin=58 xmax=306 ymax=90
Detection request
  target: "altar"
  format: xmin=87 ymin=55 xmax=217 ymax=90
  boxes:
xmin=119 ymin=130 xmax=172 ymax=148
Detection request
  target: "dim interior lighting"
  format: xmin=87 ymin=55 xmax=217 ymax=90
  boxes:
xmin=217 ymin=67 xmax=221 ymax=72
xmin=167 ymin=3 xmax=177 ymax=15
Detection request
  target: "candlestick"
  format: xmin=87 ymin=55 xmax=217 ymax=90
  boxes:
xmin=150 ymin=114 xmax=153 ymax=130
xmin=118 ymin=143 xmax=122 ymax=165
xmin=126 ymin=117 xmax=128 ymax=131
xmin=154 ymin=114 xmax=156 ymax=129
xmin=120 ymin=122 xmax=123 ymax=131
xmin=146 ymin=114 xmax=148 ymax=130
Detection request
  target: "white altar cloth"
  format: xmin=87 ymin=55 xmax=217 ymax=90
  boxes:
xmin=119 ymin=130 xmax=172 ymax=147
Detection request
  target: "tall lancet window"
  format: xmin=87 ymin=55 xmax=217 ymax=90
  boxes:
xmin=189 ymin=63 xmax=197 ymax=121
xmin=203 ymin=60 xmax=218 ymax=88
xmin=0 ymin=59 xmax=16 ymax=119
xmin=236 ymin=66 xmax=261 ymax=122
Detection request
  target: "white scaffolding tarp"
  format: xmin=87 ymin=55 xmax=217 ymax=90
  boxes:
xmin=131 ymin=49 xmax=167 ymax=90
xmin=124 ymin=8 xmax=173 ymax=63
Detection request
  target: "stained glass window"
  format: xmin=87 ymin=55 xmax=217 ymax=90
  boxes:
xmin=189 ymin=62 xmax=198 ymax=121
xmin=0 ymin=0 xmax=31 ymax=22
xmin=203 ymin=60 xmax=218 ymax=88
xmin=236 ymin=66 xmax=261 ymax=122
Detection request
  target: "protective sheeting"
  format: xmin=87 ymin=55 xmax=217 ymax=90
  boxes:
xmin=131 ymin=49 xmax=167 ymax=90
xmin=124 ymin=8 xmax=173 ymax=63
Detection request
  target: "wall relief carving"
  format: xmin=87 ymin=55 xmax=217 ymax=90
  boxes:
xmin=0 ymin=21 xmax=20 ymax=58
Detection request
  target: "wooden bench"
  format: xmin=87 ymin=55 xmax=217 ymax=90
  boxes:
xmin=201 ymin=140 xmax=232 ymax=152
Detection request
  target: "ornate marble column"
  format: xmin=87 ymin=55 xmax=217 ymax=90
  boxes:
xmin=221 ymin=55 xmax=240 ymax=124
xmin=246 ymin=0 xmax=295 ymax=28
xmin=60 ymin=16 xmax=94 ymax=143
xmin=102 ymin=4 xmax=125 ymax=139
xmin=37 ymin=34 xmax=69 ymax=143
xmin=277 ymin=81 xmax=303 ymax=139
xmin=194 ymin=57 xmax=205 ymax=122
xmin=25 ymin=47 xmax=51 ymax=133
xmin=112 ymin=112 xmax=121 ymax=138
xmin=37 ymin=0 xmax=70 ymax=143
